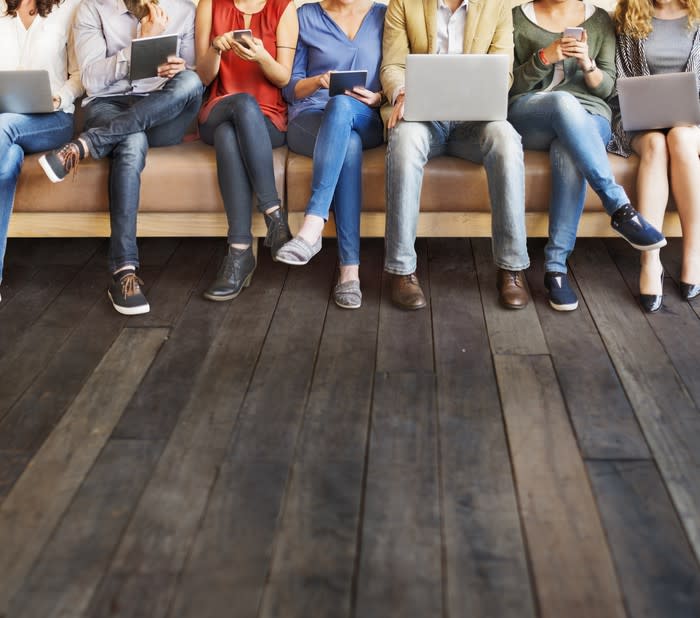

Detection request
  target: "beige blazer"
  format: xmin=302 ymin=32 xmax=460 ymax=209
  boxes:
xmin=380 ymin=0 xmax=515 ymax=122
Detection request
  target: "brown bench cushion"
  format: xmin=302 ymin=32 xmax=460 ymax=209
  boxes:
xmin=15 ymin=141 xmax=288 ymax=214
xmin=286 ymin=146 xmax=644 ymax=213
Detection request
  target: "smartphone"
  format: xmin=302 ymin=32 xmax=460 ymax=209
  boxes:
xmin=232 ymin=29 xmax=253 ymax=48
xmin=563 ymin=26 xmax=584 ymax=41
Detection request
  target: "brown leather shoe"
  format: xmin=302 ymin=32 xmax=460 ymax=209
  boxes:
xmin=390 ymin=272 xmax=427 ymax=310
xmin=497 ymin=269 xmax=529 ymax=309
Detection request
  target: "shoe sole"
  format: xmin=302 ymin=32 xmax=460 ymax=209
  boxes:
xmin=275 ymin=254 xmax=312 ymax=266
xmin=202 ymin=271 xmax=254 ymax=302
xmin=548 ymin=299 xmax=579 ymax=311
xmin=334 ymin=299 xmax=362 ymax=310
xmin=38 ymin=155 xmax=65 ymax=184
xmin=612 ymin=229 xmax=667 ymax=252
xmin=108 ymin=291 xmax=150 ymax=315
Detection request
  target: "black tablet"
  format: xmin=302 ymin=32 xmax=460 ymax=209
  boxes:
xmin=328 ymin=70 xmax=368 ymax=97
xmin=129 ymin=34 xmax=180 ymax=81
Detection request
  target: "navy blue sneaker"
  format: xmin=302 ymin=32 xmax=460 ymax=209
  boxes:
xmin=544 ymin=271 xmax=579 ymax=311
xmin=611 ymin=204 xmax=666 ymax=251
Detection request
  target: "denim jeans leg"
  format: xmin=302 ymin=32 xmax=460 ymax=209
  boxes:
xmin=107 ymin=132 xmax=148 ymax=272
xmin=83 ymin=71 xmax=203 ymax=159
xmin=333 ymin=131 xmax=364 ymax=266
xmin=200 ymin=93 xmax=285 ymax=245
xmin=545 ymin=138 xmax=586 ymax=273
xmin=385 ymin=120 xmax=447 ymax=275
xmin=0 ymin=111 xmax=74 ymax=281
xmin=447 ymin=120 xmax=529 ymax=270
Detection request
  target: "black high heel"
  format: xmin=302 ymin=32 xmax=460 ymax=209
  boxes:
xmin=680 ymin=281 xmax=700 ymax=301
xmin=640 ymin=271 xmax=664 ymax=313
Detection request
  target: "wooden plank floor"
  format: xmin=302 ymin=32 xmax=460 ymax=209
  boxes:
xmin=0 ymin=236 xmax=699 ymax=618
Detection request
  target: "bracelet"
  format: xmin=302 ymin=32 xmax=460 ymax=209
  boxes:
xmin=537 ymin=48 xmax=550 ymax=66
xmin=582 ymin=58 xmax=597 ymax=73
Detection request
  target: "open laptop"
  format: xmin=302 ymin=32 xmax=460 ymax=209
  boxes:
xmin=617 ymin=72 xmax=700 ymax=131
xmin=0 ymin=70 xmax=54 ymax=114
xmin=403 ymin=54 xmax=509 ymax=122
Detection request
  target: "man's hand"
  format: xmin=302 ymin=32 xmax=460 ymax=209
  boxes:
xmin=345 ymin=86 xmax=381 ymax=108
xmin=139 ymin=2 xmax=169 ymax=38
xmin=157 ymin=55 xmax=186 ymax=78
xmin=387 ymin=91 xmax=405 ymax=129
xmin=52 ymin=95 xmax=61 ymax=110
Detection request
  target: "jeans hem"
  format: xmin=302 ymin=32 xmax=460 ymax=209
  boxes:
xmin=384 ymin=264 xmax=417 ymax=276
xmin=493 ymin=259 xmax=530 ymax=271
xmin=110 ymin=260 xmax=139 ymax=274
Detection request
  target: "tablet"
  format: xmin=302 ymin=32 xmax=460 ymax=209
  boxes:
xmin=328 ymin=70 xmax=367 ymax=97
xmin=129 ymin=34 xmax=180 ymax=81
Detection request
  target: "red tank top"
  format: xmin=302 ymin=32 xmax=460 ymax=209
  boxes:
xmin=199 ymin=0 xmax=290 ymax=131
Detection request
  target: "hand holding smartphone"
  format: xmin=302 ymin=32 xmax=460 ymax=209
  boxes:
xmin=563 ymin=26 xmax=584 ymax=41
xmin=232 ymin=29 xmax=253 ymax=49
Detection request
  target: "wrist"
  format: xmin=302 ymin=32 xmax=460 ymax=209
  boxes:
xmin=582 ymin=58 xmax=597 ymax=73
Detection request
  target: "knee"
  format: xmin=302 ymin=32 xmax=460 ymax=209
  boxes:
xmin=483 ymin=121 xmax=523 ymax=161
xmin=324 ymin=94 xmax=356 ymax=119
xmin=170 ymin=70 xmax=204 ymax=100
xmin=546 ymin=91 xmax=581 ymax=118
xmin=387 ymin=122 xmax=429 ymax=165
xmin=666 ymin=126 xmax=697 ymax=160
xmin=228 ymin=93 xmax=263 ymax=124
xmin=113 ymin=132 xmax=148 ymax=168
xmin=638 ymin=131 xmax=669 ymax=165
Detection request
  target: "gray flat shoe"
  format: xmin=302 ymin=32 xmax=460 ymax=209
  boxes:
xmin=333 ymin=279 xmax=362 ymax=309
xmin=275 ymin=236 xmax=322 ymax=266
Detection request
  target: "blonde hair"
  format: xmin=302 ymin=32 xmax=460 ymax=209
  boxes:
xmin=615 ymin=0 xmax=700 ymax=39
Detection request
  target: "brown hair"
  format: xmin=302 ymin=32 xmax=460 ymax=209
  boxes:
xmin=615 ymin=0 xmax=700 ymax=39
xmin=5 ymin=0 xmax=63 ymax=18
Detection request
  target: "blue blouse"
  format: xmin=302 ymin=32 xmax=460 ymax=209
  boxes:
xmin=282 ymin=1 xmax=386 ymax=123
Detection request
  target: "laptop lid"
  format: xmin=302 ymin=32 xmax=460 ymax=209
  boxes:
xmin=617 ymin=72 xmax=700 ymax=132
xmin=403 ymin=54 xmax=509 ymax=122
xmin=0 ymin=70 xmax=54 ymax=114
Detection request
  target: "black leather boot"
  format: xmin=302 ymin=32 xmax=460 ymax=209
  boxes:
xmin=264 ymin=207 xmax=292 ymax=260
xmin=203 ymin=245 xmax=255 ymax=301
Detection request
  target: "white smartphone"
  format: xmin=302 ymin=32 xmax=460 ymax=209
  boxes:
xmin=563 ymin=27 xmax=584 ymax=41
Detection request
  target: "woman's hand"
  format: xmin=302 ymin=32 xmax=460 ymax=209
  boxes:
xmin=345 ymin=86 xmax=381 ymax=108
xmin=230 ymin=35 xmax=270 ymax=63
xmin=561 ymin=29 xmax=592 ymax=70
xmin=541 ymin=37 xmax=566 ymax=65
xmin=317 ymin=71 xmax=331 ymax=90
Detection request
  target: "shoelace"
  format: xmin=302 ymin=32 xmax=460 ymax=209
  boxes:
xmin=404 ymin=273 xmax=419 ymax=285
xmin=58 ymin=143 xmax=81 ymax=180
xmin=505 ymin=271 xmax=523 ymax=287
xmin=120 ymin=273 xmax=144 ymax=298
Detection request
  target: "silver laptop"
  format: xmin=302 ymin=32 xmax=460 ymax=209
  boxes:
xmin=0 ymin=70 xmax=54 ymax=114
xmin=617 ymin=72 xmax=700 ymax=131
xmin=403 ymin=54 xmax=509 ymax=122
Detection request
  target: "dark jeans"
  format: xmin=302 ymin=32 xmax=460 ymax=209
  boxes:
xmin=199 ymin=93 xmax=285 ymax=245
xmin=287 ymin=95 xmax=383 ymax=265
xmin=82 ymin=70 xmax=203 ymax=272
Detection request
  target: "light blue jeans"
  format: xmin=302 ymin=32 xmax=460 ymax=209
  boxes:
xmin=508 ymin=91 xmax=629 ymax=273
xmin=288 ymin=95 xmax=383 ymax=266
xmin=384 ymin=119 xmax=529 ymax=275
xmin=0 ymin=111 xmax=74 ymax=282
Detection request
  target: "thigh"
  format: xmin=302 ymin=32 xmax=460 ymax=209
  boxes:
xmin=589 ymin=113 xmax=611 ymax=144
xmin=0 ymin=111 xmax=74 ymax=154
xmin=446 ymin=119 xmax=520 ymax=163
xmin=388 ymin=119 xmax=448 ymax=160
xmin=508 ymin=93 xmax=559 ymax=150
xmin=352 ymin=108 xmax=384 ymax=150
xmin=147 ymin=105 xmax=197 ymax=148
xmin=287 ymin=110 xmax=325 ymax=157
xmin=83 ymin=96 xmax=133 ymax=130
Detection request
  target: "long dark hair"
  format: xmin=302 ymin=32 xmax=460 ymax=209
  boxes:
xmin=5 ymin=0 xmax=63 ymax=18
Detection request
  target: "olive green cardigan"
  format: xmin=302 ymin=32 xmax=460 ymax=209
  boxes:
xmin=510 ymin=4 xmax=617 ymax=120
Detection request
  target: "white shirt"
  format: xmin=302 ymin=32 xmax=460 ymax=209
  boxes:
xmin=393 ymin=0 xmax=469 ymax=103
xmin=0 ymin=0 xmax=83 ymax=113
xmin=436 ymin=0 xmax=468 ymax=55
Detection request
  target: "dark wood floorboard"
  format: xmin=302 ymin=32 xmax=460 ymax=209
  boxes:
xmin=0 ymin=237 xmax=698 ymax=618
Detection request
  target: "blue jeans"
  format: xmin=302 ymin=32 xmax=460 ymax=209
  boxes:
xmin=508 ymin=91 xmax=629 ymax=273
xmin=288 ymin=95 xmax=383 ymax=266
xmin=199 ymin=93 xmax=285 ymax=246
xmin=82 ymin=70 xmax=203 ymax=272
xmin=0 ymin=111 xmax=74 ymax=282
xmin=385 ymin=119 xmax=529 ymax=274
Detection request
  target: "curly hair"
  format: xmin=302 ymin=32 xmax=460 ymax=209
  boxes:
xmin=5 ymin=0 xmax=63 ymax=18
xmin=615 ymin=0 xmax=700 ymax=39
